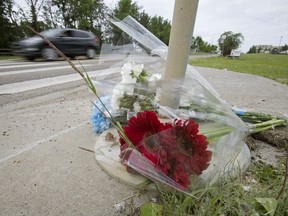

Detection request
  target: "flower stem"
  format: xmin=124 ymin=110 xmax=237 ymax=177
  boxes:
xmin=201 ymin=127 xmax=233 ymax=142
xmin=249 ymin=119 xmax=286 ymax=134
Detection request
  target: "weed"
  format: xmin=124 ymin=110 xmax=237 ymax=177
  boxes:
xmin=150 ymin=159 xmax=287 ymax=215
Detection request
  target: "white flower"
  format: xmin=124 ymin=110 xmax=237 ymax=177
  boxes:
xmin=110 ymin=84 xmax=124 ymax=110
xmin=120 ymin=61 xmax=144 ymax=83
xmin=111 ymin=61 xmax=149 ymax=111
xmin=122 ymin=72 xmax=136 ymax=83
xmin=131 ymin=62 xmax=144 ymax=76
xmin=133 ymin=101 xmax=141 ymax=113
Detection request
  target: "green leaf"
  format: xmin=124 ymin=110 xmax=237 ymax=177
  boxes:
xmin=255 ymin=198 xmax=278 ymax=216
xmin=140 ymin=202 xmax=162 ymax=216
xmin=85 ymin=71 xmax=97 ymax=95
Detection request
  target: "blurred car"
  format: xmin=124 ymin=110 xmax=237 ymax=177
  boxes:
xmin=13 ymin=28 xmax=100 ymax=61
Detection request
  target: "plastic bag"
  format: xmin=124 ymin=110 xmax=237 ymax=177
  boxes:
xmin=92 ymin=16 xmax=251 ymax=193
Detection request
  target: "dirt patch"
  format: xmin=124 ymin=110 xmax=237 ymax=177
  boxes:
xmin=246 ymin=127 xmax=288 ymax=167
xmin=251 ymin=126 xmax=288 ymax=149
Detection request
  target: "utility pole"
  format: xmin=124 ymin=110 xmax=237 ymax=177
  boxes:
xmin=279 ymin=36 xmax=283 ymax=47
xmin=159 ymin=0 xmax=199 ymax=109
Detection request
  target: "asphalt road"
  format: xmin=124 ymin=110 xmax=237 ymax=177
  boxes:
xmin=0 ymin=55 xmax=137 ymax=215
xmin=0 ymin=55 xmax=122 ymax=85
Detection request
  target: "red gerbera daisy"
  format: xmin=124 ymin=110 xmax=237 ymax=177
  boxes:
xmin=172 ymin=119 xmax=212 ymax=175
xmin=119 ymin=110 xmax=212 ymax=189
xmin=119 ymin=111 xmax=168 ymax=165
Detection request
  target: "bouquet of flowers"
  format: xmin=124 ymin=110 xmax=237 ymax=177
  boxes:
xmin=91 ymin=16 xmax=251 ymax=193
xmin=92 ymin=62 xmax=251 ymax=193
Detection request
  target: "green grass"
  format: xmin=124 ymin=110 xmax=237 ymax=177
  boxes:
xmin=189 ymin=54 xmax=288 ymax=85
xmin=143 ymin=159 xmax=288 ymax=216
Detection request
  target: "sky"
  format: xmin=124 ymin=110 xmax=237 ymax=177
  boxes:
xmin=15 ymin=0 xmax=288 ymax=52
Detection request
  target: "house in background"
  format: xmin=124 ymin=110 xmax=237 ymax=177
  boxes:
xmin=255 ymin=45 xmax=285 ymax=54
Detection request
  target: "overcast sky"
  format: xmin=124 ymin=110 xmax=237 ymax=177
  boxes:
xmin=16 ymin=0 xmax=288 ymax=52
xmin=107 ymin=0 xmax=288 ymax=52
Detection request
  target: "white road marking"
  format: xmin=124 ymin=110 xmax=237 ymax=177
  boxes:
xmin=0 ymin=64 xmax=92 ymax=76
xmin=0 ymin=67 xmax=120 ymax=94
xmin=0 ymin=62 xmax=61 ymax=69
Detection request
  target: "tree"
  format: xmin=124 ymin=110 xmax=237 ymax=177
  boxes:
xmin=138 ymin=10 xmax=150 ymax=29
xmin=218 ymin=31 xmax=244 ymax=56
xmin=247 ymin=45 xmax=257 ymax=53
xmin=147 ymin=15 xmax=171 ymax=45
xmin=110 ymin=0 xmax=171 ymax=46
xmin=191 ymin=36 xmax=204 ymax=52
xmin=0 ymin=0 xmax=23 ymax=48
xmin=50 ymin=0 xmax=75 ymax=28
xmin=0 ymin=0 xmax=12 ymax=48
xmin=42 ymin=0 xmax=108 ymax=40
xmin=281 ymin=44 xmax=288 ymax=51
xmin=110 ymin=0 xmax=142 ymax=45
xmin=191 ymin=36 xmax=218 ymax=53
xmin=17 ymin=0 xmax=45 ymax=34
xmin=113 ymin=0 xmax=142 ymax=20
xmin=42 ymin=0 xmax=62 ymax=28
xmin=68 ymin=0 xmax=108 ymax=39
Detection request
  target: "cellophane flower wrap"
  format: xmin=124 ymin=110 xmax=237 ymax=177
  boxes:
xmin=92 ymin=16 xmax=251 ymax=194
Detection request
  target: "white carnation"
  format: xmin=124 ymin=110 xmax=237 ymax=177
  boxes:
xmin=131 ymin=63 xmax=144 ymax=76
xmin=120 ymin=61 xmax=144 ymax=83
xmin=133 ymin=101 xmax=141 ymax=113
xmin=110 ymin=84 xmax=124 ymax=110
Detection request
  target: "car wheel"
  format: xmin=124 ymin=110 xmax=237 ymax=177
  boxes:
xmin=41 ymin=47 xmax=58 ymax=60
xmin=86 ymin=48 xmax=96 ymax=59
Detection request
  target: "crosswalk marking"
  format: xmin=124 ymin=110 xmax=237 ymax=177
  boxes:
xmin=0 ymin=62 xmax=61 ymax=69
xmin=0 ymin=64 xmax=92 ymax=76
xmin=0 ymin=67 xmax=119 ymax=94
xmin=0 ymin=55 xmax=129 ymax=94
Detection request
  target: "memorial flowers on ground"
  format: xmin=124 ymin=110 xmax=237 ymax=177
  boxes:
xmin=90 ymin=59 xmax=286 ymax=193
xmin=119 ymin=110 xmax=212 ymax=188
xmin=89 ymin=59 xmax=249 ymax=192
xmin=30 ymin=17 xmax=288 ymax=214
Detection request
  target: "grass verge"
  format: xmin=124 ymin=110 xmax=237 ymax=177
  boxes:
xmin=147 ymin=158 xmax=288 ymax=215
xmin=189 ymin=54 xmax=288 ymax=85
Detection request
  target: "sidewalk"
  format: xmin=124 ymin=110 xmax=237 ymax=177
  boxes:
xmin=195 ymin=66 xmax=288 ymax=117
xmin=0 ymin=67 xmax=287 ymax=215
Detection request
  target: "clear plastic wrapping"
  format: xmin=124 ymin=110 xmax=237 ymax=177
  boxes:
xmin=92 ymin=16 xmax=251 ymax=193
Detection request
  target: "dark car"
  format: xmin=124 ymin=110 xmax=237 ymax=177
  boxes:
xmin=13 ymin=28 xmax=100 ymax=61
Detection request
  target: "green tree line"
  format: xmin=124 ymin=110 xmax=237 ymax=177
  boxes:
xmin=247 ymin=44 xmax=288 ymax=54
xmin=1 ymin=0 xmax=221 ymax=53
xmin=1 ymin=0 xmax=172 ymax=49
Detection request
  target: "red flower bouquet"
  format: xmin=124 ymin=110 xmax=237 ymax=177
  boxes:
xmin=119 ymin=110 xmax=212 ymax=189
